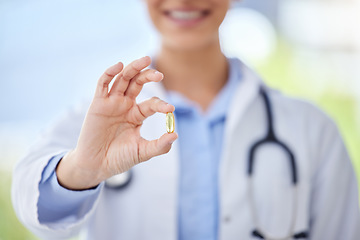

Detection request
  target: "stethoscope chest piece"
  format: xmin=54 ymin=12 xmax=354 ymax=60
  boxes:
xmin=105 ymin=170 xmax=132 ymax=189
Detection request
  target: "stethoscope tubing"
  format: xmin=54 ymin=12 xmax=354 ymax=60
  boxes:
xmin=247 ymin=87 xmax=298 ymax=185
xmin=248 ymin=87 xmax=308 ymax=239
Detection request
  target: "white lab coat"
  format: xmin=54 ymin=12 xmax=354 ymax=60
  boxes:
xmin=12 ymin=61 xmax=360 ymax=240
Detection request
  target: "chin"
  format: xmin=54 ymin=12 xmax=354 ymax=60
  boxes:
xmin=162 ymin=33 xmax=219 ymax=52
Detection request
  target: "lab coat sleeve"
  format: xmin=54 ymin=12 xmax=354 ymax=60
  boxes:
xmin=37 ymin=153 xmax=101 ymax=225
xmin=309 ymin=113 xmax=360 ymax=239
xmin=11 ymin=102 xmax=102 ymax=240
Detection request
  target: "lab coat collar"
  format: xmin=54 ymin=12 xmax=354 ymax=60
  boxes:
xmin=141 ymin=57 xmax=264 ymax=109
xmin=225 ymin=60 xmax=265 ymax=137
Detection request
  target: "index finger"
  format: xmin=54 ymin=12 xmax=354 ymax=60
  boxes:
xmin=131 ymin=97 xmax=175 ymax=124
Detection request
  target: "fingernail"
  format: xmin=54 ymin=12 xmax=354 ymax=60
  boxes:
xmin=166 ymin=103 xmax=175 ymax=110
xmin=154 ymin=71 xmax=163 ymax=76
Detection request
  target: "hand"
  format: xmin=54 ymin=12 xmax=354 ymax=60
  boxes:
xmin=56 ymin=56 xmax=178 ymax=190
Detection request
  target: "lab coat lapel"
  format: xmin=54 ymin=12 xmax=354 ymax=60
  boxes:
xmin=225 ymin=62 xmax=263 ymax=136
xmin=219 ymin=62 xmax=263 ymax=239
xmin=137 ymin=82 xmax=179 ymax=240
xmin=220 ymin=62 xmax=262 ymax=191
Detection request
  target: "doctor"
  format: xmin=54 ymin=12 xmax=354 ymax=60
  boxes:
xmin=12 ymin=0 xmax=360 ymax=239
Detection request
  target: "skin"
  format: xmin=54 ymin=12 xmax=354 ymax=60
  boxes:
xmin=57 ymin=0 xmax=233 ymax=190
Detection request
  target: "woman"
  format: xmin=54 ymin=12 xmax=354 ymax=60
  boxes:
xmin=12 ymin=0 xmax=360 ymax=239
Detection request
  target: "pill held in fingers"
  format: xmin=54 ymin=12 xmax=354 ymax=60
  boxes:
xmin=166 ymin=112 xmax=175 ymax=133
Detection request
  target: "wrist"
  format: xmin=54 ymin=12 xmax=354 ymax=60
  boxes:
xmin=56 ymin=150 xmax=103 ymax=190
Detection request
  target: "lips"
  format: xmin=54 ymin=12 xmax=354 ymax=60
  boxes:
xmin=167 ymin=10 xmax=207 ymax=20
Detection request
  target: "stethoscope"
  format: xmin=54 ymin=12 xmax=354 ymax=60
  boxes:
xmin=248 ymin=87 xmax=308 ymax=240
xmin=105 ymin=87 xmax=309 ymax=239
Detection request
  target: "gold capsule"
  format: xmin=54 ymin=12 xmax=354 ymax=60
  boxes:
xmin=166 ymin=112 xmax=175 ymax=133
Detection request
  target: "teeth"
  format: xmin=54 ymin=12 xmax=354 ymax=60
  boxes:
xmin=169 ymin=10 xmax=203 ymax=20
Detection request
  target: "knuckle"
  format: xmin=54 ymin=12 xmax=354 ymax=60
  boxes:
xmin=143 ymin=72 xmax=154 ymax=83
xmin=136 ymin=78 xmax=145 ymax=86
xmin=104 ymin=71 xmax=114 ymax=78
xmin=151 ymin=96 xmax=160 ymax=102
xmin=122 ymin=73 xmax=132 ymax=82
xmin=99 ymin=82 xmax=108 ymax=89
xmin=135 ymin=74 xmax=146 ymax=85
xmin=131 ymin=62 xmax=143 ymax=72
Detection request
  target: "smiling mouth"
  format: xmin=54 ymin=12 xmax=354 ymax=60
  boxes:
xmin=164 ymin=9 xmax=210 ymax=21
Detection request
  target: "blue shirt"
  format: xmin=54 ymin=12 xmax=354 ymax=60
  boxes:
xmin=38 ymin=58 xmax=242 ymax=239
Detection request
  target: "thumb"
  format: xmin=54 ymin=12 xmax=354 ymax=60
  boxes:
xmin=139 ymin=132 xmax=178 ymax=162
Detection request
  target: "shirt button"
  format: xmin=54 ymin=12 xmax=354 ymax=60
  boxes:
xmin=223 ymin=216 xmax=231 ymax=223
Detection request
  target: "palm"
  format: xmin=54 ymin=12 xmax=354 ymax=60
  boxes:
xmin=85 ymin=95 xmax=146 ymax=176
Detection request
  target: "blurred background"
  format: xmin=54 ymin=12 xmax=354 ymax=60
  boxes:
xmin=1 ymin=0 xmax=359 ymax=239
